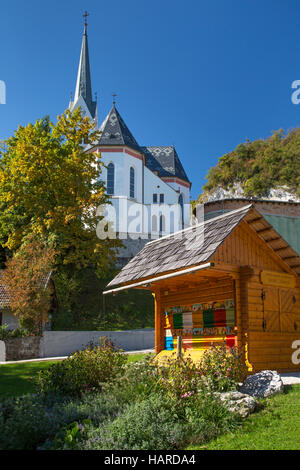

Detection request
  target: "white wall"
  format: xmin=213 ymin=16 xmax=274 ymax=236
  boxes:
xmin=40 ymin=329 xmax=155 ymax=357
xmin=99 ymin=148 xmax=191 ymax=234
xmin=100 ymin=149 xmax=143 ymax=202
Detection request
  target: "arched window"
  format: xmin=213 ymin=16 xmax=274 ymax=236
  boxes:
xmin=152 ymin=215 xmax=157 ymax=233
xmin=130 ymin=167 xmax=135 ymax=198
xmin=179 ymin=194 xmax=184 ymax=229
xmin=159 ymin=214 xmax=165 ymax=234
xmin=107 ymin=163 xmax=115 ymax=195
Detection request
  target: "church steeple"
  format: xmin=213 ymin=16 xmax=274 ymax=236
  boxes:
xmin=69 ymin=12 xmax=97 ymax=123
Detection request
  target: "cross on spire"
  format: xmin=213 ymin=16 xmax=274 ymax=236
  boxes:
xmin=83 ymin=11 xmax=89 ymax=28
xmin=112 ymin=93 xmax=117 ymax=105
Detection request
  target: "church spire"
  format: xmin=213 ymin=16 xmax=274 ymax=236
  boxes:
xmin=69 ymin=12 xmax=97 ymax=123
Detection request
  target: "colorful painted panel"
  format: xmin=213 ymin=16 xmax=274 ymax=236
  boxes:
xmin=164 ymin=300 xmax=236 ymax=352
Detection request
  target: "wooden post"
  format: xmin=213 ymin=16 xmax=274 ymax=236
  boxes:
xmin=177 ymin=335 xmax=182 ymax=359
xmin=154 ymin=291 xmax=161 ymax=354
xmin=234 ymin=273 xmax=244 ymax=361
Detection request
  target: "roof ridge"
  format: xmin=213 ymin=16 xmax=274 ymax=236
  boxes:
xmin=146 ymin=203 xmax=254 ymax=246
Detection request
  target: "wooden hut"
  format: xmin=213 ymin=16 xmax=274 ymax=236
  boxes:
xmin=104 ymin=205 xmax=300 ymax=372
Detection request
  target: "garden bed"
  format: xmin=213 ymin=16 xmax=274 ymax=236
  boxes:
xmin=1 ymin=342 xmax=294 ymax=451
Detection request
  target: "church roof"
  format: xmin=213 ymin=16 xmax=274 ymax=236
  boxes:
xmin=97 ymin=105 xmax=190 ymax=185
xmin=73 ymin=23 xmax=97 ymax=119
xmin=141 ymin=146 xmax=190 ymax=184
xmin=98 ymin=105 xmax=141 ymax=152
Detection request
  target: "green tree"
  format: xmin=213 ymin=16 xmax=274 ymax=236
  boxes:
xmin=195 ymin=128 xmax=300 ymax=204
xmin=0 ymin=109 xmax=119 ymax=271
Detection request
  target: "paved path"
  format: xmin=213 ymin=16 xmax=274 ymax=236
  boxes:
xmin=280 ymin=373 xmax=300 ymax=385
xmin=0 ymin=348 xmax=155 ymax=365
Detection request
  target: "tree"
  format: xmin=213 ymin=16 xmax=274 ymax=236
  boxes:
xmin=195 ymin=128 xmax=300 ymax=203
xmin=0 ymin=108 xmax=120 ymax=270
xmin=2 ymin=236 xmax=56 ymax=334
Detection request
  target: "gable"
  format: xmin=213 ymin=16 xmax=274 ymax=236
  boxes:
xmin=212 ymin=221 xmax=291 ymax=273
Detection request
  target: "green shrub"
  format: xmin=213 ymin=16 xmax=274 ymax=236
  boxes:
xmin=41 ymin=419 xmax=92 ymax=450
xmin=198 ymin=344 xmax=248 ymax=392
xmin=0 ymin=390 xmax=126 ymax=450
xmin=0 ymin=324 xmax=32 ymax=340
xmin=101 ymin=354 xmax=162 ymax=404
xmin=182 ymin=392 xmax=242 ymax=446
xmin=81 ymin=391 xmax=241 ymax=450
xmin=157 ymin=354 xmax=203 ymax=399
xmin=0 ymin=394 xmax=67 ymax=450
xmin=37 ymin=338 xmax=127 ymax=397
xmin=81 ymin=393 xmax=185 ymax=450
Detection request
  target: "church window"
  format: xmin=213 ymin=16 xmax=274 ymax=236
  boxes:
xmin=153 ymin=194 xmax=158 ymax=204
xmin=159 ymin=214 xmax=165 ymax=233
xmin=130 ymin=167 xmax=135 ymax=198
xmin=152 ymin=215 xmax=158 ymax=232
xmin=159 ymin=194 xmax=164 ymax=204
xmin=179 ymin=194 xmax=184 ymax=229
xmin=107 ymin=163 xmax=115 ymax=195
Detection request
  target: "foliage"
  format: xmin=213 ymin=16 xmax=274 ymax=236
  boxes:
xmin=36 ymin=338 xmax=127 ymax=397
xmin=0 ymin=378 xmax=134 ymax=450
xmin=100 ymin=354 xmax=162 ymax=405
xmin=0 ymin=324 xmax=31 ymax=340
xmin=182 ymin=391 xmax=242 ymax=447
xmin=2 ymin=236 xmax=55 ymax=333
xmin=189 ymin=385 xmax=300 ymax=450
xmin=51 ymin=266 xmax=154 ymax=331
xmin=0 ymin=354 xmax=144 ymax=400
xmin=196 ymin=128 xmax=300 ymax=202
xmin=157 ymin=354 xmax=203 ymax=399
xmin=0 ymin=109 xmax=120 ymax=270
xmin=198 ymin=344 xmax=248 ymax=392
xmin=81 ymin=390 xmax=240 ymax=450
xmin=0 ymin=351 xmax=244 ymax=451
xmin=0 ymin=393 xmax=67 ymax=450
xmin=81 ymin=393 xmax=185 ymax=450
xmin=41 ymin=419 xmax=92 ymax=450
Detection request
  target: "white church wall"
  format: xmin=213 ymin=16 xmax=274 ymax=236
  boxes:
xmin=161 ymin=179 xmax=191 ymax=227
xmin=97 ymin=148 xmax=191 ymax=236
xmin=143 ymin=166 xmax=179 ymax=205
xmin=100 ymin=149 xmax=143 ymax=202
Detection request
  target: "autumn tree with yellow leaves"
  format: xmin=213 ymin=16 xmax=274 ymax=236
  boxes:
xmin=0 ymin=109 xmax=119 ymax=271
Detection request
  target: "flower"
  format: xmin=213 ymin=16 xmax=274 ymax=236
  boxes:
xmin=180 ymin=391 xmax=195 ymax=399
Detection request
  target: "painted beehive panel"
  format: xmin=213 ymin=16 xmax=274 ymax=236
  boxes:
xmin=163 ymin=298 xmax=237 ymax=352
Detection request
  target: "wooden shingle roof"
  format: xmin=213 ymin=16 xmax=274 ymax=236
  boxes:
xmin=106 ymin=204 xmax=300 ymax=291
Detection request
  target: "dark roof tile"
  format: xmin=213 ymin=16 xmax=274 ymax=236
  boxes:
xmin=141 ymin=146 xmax=190 ymax=184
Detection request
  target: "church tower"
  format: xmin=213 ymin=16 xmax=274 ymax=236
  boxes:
xmin=68 ymin=14 xmax=191 ymax=266
xmin=69 ymin=12 xmax=97 ymax=126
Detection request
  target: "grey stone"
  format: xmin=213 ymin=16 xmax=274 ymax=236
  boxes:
xmin=4 ymin=337 xmax=41 ymax=361
xmin=218 ymin=391 xmax=257 ymax=418
xmin=0 ymin=340 xmax=5 ymax=362
xmin=239 ymin=370 xmax=283 ymax=398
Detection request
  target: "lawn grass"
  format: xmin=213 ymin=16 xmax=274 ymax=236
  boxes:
xmin=187 ymin=384 xmax=300 ymax=450
xmin=0 ymin=353 xmax=148 ymax=399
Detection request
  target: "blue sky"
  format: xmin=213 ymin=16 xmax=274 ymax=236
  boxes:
xmin=1 ymin=0 xmax=300 ymax=199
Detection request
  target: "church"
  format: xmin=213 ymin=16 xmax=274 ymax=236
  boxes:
xmin=68 ymin=16 xmax=191 ymax=263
